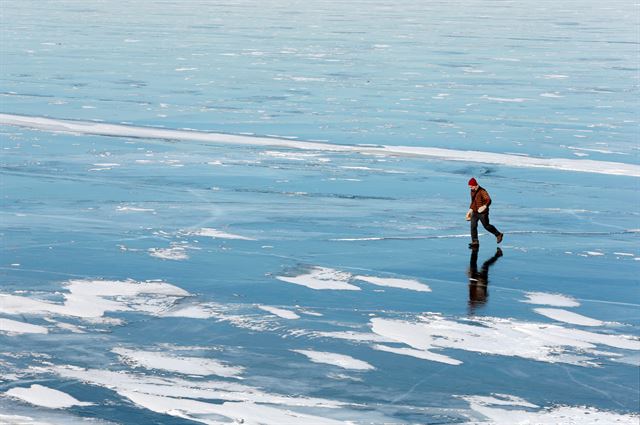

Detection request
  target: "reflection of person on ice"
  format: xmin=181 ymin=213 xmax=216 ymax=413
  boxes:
xmin=465 ymin=178 xmax=503 ymax=249
xmin=468 ymin=247 xmax=503 ymax=314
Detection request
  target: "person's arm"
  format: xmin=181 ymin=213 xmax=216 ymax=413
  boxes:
xmin=477 ymin=190 xmax=491 ymax=213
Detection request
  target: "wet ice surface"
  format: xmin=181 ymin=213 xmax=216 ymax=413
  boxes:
xmin=1 ymin=129 xmax=638 ymax=424
xmin=1 ymin=0 xmax=639 ymax=424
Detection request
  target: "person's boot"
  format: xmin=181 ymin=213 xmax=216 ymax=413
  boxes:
xmin=468 ymin=240 xmax=480 ymax=248
xmin=496 ymin=233 xmax=503 ymax=244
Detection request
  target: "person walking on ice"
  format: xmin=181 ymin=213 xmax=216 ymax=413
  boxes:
xmin=465 ymin=177 xmax=503 ymax=249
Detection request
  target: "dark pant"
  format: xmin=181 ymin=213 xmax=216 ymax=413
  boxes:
xmin=470 ymin=211 xmax=500 ymax=241
xmin=468 ymin=247 xmax=503 ymax=313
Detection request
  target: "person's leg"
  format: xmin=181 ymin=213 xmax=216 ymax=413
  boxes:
xmin=470 ymin=212 xmax=479 ymax=244
xmin=470 ymin=248 xmax=479 ymax=273
xmin=478 ymin=212 xmax=500 ymax=237
xmin=480 ymin=248 xmax=503 ymax=277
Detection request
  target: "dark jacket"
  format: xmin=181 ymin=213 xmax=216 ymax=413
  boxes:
xmin=469 ymin=187 xmax=491 ymax=212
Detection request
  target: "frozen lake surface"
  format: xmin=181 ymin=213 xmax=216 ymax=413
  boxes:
xmin=1 ymin=1 xmax=638 ymax=424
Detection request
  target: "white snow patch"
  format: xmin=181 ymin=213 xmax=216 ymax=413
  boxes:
xmin=0 ymin=318 xmax=48 ymax=335
xmin=276 ymin=267 xmax=360 ymax=291
xmin=185 ymin=228 xmax=255 ymax=240
xmin=48 ymin=365 xmax=344 ymax=408
xmin=540 ymin=92 xmax=564 ymax=98
xmin=120 ymin=393 xmax=345 ymax=425
xmin=567 ymin=146 xmax=626 ymax=155
xmin=292 ymin=350 xmax=375 ymax=371
xmin=379 ymin=146 xmax=640 ymax=176
xmin=368 ymin=314 xmax=640 ymax=366
xmin=43 ymin=318 xmax=86 ymax=334
xmin=0 ymin=412 xmax=111 ymax=425
xmin=162 ymin=302 xmax=281 ymax=333
xmin=340 ymin=166 xmax=406 ymax=174
xmin=5 ymin=384 xmax=91 ymax=409
xmin=461 ymin=394 xmax=639 ymax=424
xmin=162 ymin=304 xmax=214 ymax=319
xmin=261 ymin=150 xmax=325 ymax=161
xmin=113 ymin=348 xmax=243 ymax=378
xmin=521 ymin=292 xmax=580 ymax=307
xmin=462 ymin=393 xmax=538 ymax=408
xmin=482 ymin=96 xmax=528 ymax=103
xmin=327 ymin=373 xmax=363 ymax=382
xmin=331 ymin=237 xmax=385 ymax=241
xmin=116 ymin=206 xmax=155 ymax=213
xmin=327 ymin=177 xmax=361 ymax=182
xmin=148 ymin=246 xmax=189 ymax=260
xmin=534 ymin=308 xmax=604 ymax=327
xmin=258 ymin=306 xmax=300 ymax=320
xmin=542 ymin=74 xmax=569 ymax=79
xmin=42 ymin=365 xmax=379 ymax=424
xmin=342 ymin=166 xmax=376 ymax=171
xmin=373 ymin=344 xmax=462 ymax=365
xmin=0 ymin=415 xmax=50 ymax=425
xmin=2 ymin=113 xmax=638 ymax=176
xmin=287 ymin=76 xmax=327 ymax=82
xmin=92 ymin=163 xmax=119 ymax=167
xmin=0 ymin=279 xmax=189 ymax=320
xmin=354 ymin=275 xmax=431 ymax=292
xmin=312 ymin=330 xmax=395 ymax=343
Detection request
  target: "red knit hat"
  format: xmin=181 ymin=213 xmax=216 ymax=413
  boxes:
xmin=468 ymin=177 xmax=478 ymax=186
